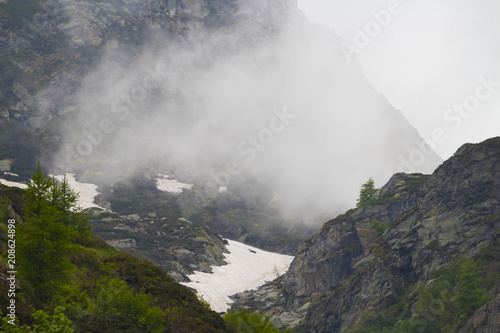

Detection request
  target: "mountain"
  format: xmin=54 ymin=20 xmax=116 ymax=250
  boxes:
xmin=230 ymin=137 xmax=500 ymax=332
xmin=1 ymin=3 xmax=498 ymax=331
xmin=1 ymin=0 xmax=443 ymax=251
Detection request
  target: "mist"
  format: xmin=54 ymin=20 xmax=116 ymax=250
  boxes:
xmin=298 ymin=0 xmax=500 ymax=160
xmin=51 ymin=0 xmax=440 ymax=223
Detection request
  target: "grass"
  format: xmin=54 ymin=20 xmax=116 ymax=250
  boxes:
xmin=92 ymin=247 xmax=120 ymax=259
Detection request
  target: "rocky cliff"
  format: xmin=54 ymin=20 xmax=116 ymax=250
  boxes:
xmin=86 ymin=207 xmax=229 ymax=282
xmin=277 ymin=137 xmax=500 ymax=332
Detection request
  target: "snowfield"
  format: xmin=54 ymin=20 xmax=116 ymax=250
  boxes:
xmin=156 ymin=174 xmax=193 ymax=193
xmin=0 ymin=178 xmax=27 ymax=189
xmin=1 ymin=173 xmax=101 ymax=210
xmin=52 ymin=174 xmax=102 ymax=209
xmin=181 ymin=240 xmax=294 ymax=313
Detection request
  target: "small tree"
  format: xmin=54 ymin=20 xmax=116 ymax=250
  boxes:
xmin=18 ymin=164 xmax=91 ymax=301
xmin=49 ymin=175 xmax=79 ymax=214
xmin=19 ymin=173 xmax=73 ymax=300
xmin=49 ymin=176 xmax=91 ymax=236
xmin=454 ymin=259 xmax=484 ymax=317
xmin=356 ymin=178 xmax=379 ymax=207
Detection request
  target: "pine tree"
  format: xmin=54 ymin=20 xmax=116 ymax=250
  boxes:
xmin=454 ymin=259 xmax=484 ymax=317
xmin=49 ymin=176 xmax=90 ymax=236
xmin=49 ymin=175 xmax=79 ymax=213
xmin=18 ymin=164 xmax=90 ymax=301
xmin=22 ymin=163 xmax=52 ymax=218
xmin=356 ymin=178 xmax=379 ymax=207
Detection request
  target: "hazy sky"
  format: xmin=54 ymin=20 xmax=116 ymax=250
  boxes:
xmin=297 ymin=0 xmax=500 ymax=159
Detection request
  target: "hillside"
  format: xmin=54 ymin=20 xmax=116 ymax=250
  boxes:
xmin=229 ymin=137 xmax=500 ymax=332
xmin=0 ymin=177 xmax=228 ymax=332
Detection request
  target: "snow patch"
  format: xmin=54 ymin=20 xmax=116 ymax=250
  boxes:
xmin=52 ymin=174 xmax=102 ymax=209
xmin=4 ymin=172 xmax=19 ymax=177
xmin=218 ymin=186 xmax=227 ymax=193
xmin=0 ymin=179 xmax=27 ymax=189
xmin=0 ymin=174 xmax=101 ymax=210
xmin=181 ymin=240 xmax=294 ymax=313
xmin=156 ymin=174 xmax=193 ymax=194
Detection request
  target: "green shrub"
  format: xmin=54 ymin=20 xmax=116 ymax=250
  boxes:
xmin=371 ymin=220 xmax=387 ymax=236
xmin=0 ymin=306 xmax=74 ymax=332
xmin=223 ymin=308 xmax=287 ymax=333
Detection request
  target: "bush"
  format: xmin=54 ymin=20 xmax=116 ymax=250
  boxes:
xmin=0 ymin=306 xmax=74 ymax=332
xmin=371 ymin=220 xmax=387 ymax=236
xmin=223 ymin=308 xmax=287 ymax=333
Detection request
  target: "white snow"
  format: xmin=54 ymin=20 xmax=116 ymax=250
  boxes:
xmin=218 ymin=186 xmax=228 ymax=193
xmin=0 ymin=174 xmax=101 ymax=210
xmin=181 ymin=240 xmax=294 ymax=313
xmin=52 ymin=174 xmax=102 ymax=209
xmin=4 ymin=172 xmax=19 ymax=177
xmin=156 ymin=174 xmax=193 ymax=194
xmin=0 ymin=179 xmax=27 ymax=189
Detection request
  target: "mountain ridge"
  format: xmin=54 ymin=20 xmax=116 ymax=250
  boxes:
xmin=229 ymin=137 xmax=500 ymax=332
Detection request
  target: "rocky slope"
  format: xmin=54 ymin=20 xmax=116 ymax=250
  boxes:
xmin=279 ymin=137 xmax=500 ymax=332
xmin=228 ymin=275 xmax=308 ymax=330
xmin=86 ymin=207 xmax=229 ymax=281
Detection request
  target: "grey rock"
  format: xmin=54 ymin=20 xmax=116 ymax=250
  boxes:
xmin=106 ymin=238 xmax=137 ymax=249
xmin=89 ymin=212 xmax=229 ymax=282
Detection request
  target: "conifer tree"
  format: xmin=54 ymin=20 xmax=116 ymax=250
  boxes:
xmin=49 ymin=175 xmax=79 ymax=213
xmin=18 ymin=164 xmax=89 ymax=301
xmin=455 ymin=259 xmax=484 ymax=317
xmin=356 ymin=177 xmax=380 ymax=207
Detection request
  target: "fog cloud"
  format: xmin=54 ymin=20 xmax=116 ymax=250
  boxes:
xmin=52 ymin=1 xmax=440 ymax=223
xmin=298 ymin=0 xmax=500 ymax=159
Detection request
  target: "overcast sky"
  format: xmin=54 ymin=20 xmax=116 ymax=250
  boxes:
xmin=297 ymin=0 xmax=500 ymax=159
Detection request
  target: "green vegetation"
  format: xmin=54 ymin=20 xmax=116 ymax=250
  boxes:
xmin=356 ymin=178 xmax=380 ymax=208
xmin=1 ymin=306 xmax=74 ymax=332
xmin=454 ymin=259 xmax=485 ymax=317
xmin=18 ymin=164 xmax=92 ymax=302
xmin=0 ymin=166 xmax=228 ymax=332
xmin=223 ymin=309 xmax=287 ymax=333
xmin=371 ymin=219 xmax=387 ymax=236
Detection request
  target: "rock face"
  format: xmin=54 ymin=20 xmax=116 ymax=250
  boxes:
xmin=280 ymin=138 xmax=500 ymax=332
xmin=228 ymin=275 xmax=308 ymax=330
